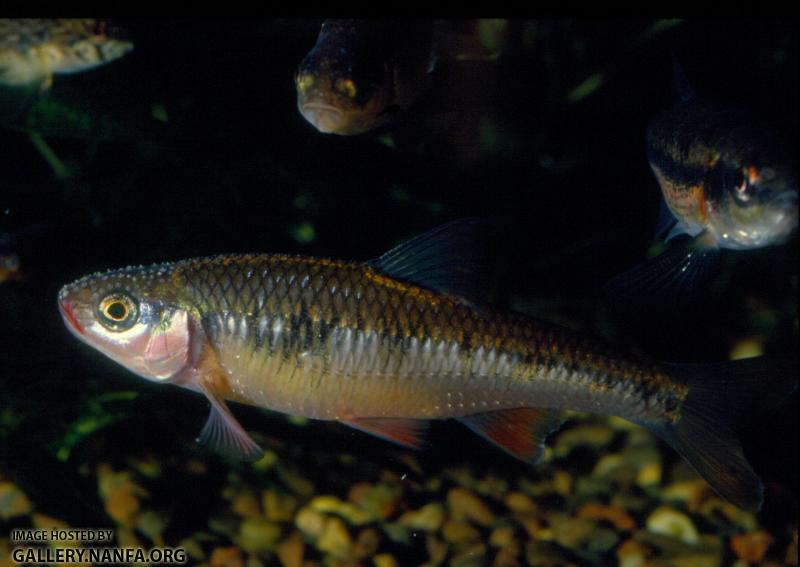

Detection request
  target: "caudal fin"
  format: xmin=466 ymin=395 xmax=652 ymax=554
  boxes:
xmin=646 ymin=356 xmax=797 ymax=512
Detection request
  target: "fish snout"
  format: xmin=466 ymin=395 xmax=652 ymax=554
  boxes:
xmin=299 ymin=101 xmax=350 ymax=134
xmin=58 ymin=287 xmax=86 ymax=336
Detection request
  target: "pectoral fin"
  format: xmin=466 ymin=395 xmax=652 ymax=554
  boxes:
xmin=458 ymin=408 xmax=568 ymax=465
xmin=342 ymin=417 xmax=429 ymax=449
xmin=604 ymin=233 xmax=720 ymax=307
xmin=197 ymin=382 xmax=264 ymax=461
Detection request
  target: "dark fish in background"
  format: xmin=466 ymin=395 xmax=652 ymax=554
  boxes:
xmin=0 ymin=223 xmax=49 ymax=283
xmin=607 ymin=61 xmax=798 ymax=300
xmin=0 ymin=19 xmax=133 ymax=90
xmin=58 ymin=219 xmax=796 ymax=511
xmin=0 ymin=249 xmax=21 ymax=283
xmin=295 ymin=19 xmax=505 ymax=136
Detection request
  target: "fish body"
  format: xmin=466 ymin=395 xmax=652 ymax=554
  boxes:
xmin=59 ymin=220 xmax=795 ymax=511
xmin=0 ymin=19 xmax=133 ymax=89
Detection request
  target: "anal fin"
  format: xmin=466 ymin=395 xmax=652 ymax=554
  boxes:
xmin=458 ymin=408 xmax=568 ymax=465
xmin=342 ymin=417 xmax=429 ymax=450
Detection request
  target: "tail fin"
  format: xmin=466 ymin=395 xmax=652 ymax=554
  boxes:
xmin=646 ymin=356 xmax=797 ymax=511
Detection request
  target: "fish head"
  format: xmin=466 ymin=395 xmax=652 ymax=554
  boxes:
xmin=58 ymin=264 xmax=195 ymax=383
xmin=295 ymin=21 xmax=395 ymax=135
xmin=710 ymin=158 xmax=798 ymax=249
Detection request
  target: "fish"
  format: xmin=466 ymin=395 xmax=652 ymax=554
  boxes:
xmin=58 ymin=219 xmax=796 ymax=511
xmin=295 ymin=20 xmax=504 ymax=136
xmin=0 ymin=223 xmax=48 ymax=283
xmin=0 ymin=250 xmax=21 ymax=283
xmin=607 ymin=61 xmax=798 ymax=300
xmin=0 ymin=19 xmax=133 ymax=90
xmin=295 ymin=20 xmax=435 ymax=136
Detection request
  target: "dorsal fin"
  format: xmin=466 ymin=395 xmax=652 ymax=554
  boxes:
xmin=368 ymin=218 xmax=495 ymax=305
xmin=671 ymin=53 xmax=695 ymax=103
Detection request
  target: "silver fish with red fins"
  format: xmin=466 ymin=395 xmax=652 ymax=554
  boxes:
xmin=0 ymin=19 xmax=133 ymax=90
xmin=58 ymin=219 xmax=796 ymax=511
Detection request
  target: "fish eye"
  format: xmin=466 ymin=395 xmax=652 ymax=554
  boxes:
xmin=335 ymin=78 xmax=357 ymax=98
xmin=295 ymin=73 xmax=314 ymax=93
xmin=96 ymin=292 xmax=139 ymax=331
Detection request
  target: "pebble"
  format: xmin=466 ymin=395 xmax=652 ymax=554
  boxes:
xmin=316 ymin=516 xmax=353 ymax=559
xmin=616 ymin=539 xmax=650 ymax=567
xmin=553 ymin=423 xmax=615 ymax=457
xmin=646 ymin=506 xmax=699 ymax=545
xmin=786 ymin=528 xmax=798 ymax=566
xmin=373 ymin=553 xmax=398 ymax=567
xmin=354 ymin=527 xmax=381 ymax=558
xmin=251 ymin=450 xmax=278 ymax=472
xmin=504 ymin=491 xmax=537 ymax=514
xmin=426 ymin=534 xmax=448 ymax=565
xmin=381 ymin=522 xmax=412 ymax=545
xmin=524 ymin=541 xmax=569 ymax=567
xmin=449 ymin=543 xmax=487 ymax=567
xmin=104 ymin=485 xmax=140 ymax=527
xmin=635 ymin=461 xmax=662 ymax=488
xmin=442 ymin=518 xmax=481 ymax=546
xmin=237 ymin=518 xmax=281 ymax=555
xmin=229 ymin=488 xmax=261 ymax=519
xmin=730 ymin=530 xmax=774 ymax=564
xmin=448 ymin=487 xmax=495 ymax=526
xmin=209 ymin=514 xmax=240 ymax=538
xmin=275 ymin=532 xmax=304 ymax=567
xmin=356 ymin=483 xmax=401 ymax=520
xmin=0 ymin=481 xmax=32 ymax=519
xmin=397 ymin=502 xmax=445 ymax=532
xmin=136 ymin=509 xmax=166 ymax=546
xmin=295 ymin=507 xmax=325 ymax=540
xmin=474 ymin=474 xmax=508 ymax=499
xmin=489 ymin=526 xmax=515 ymax=548
xmin=262 ymin=489 xmax=297 ymax=522
xmin=661 ymin=479 xmax=711 ymax=511
xmin=178 ymin=537 xmax=207 ymax=561
xmin=552 ymin=516 xmax=619 ymax=559
xmin=209 ymin=546 xmax=244 ymax=567
xmin=308 ymin=495 xmax=373 ymax=525
xmin=577 ymin=502 xmax=636 ymax=531
xmin=492 ymin=548 xmax=521 ymax=567
xmin=699 ymin=499 xmax=758 ymax=532
xmin=275 ymin=464 xmax=314 ymax=497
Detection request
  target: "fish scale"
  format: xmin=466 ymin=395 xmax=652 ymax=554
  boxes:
xmin=167 ymin=253 xmax=677 ymax=421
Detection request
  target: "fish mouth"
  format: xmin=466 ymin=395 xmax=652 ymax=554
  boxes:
xmin=58 ymin=293 xmax=85 ymax=336
xmin=299 ymin=101 xmax=352 ymax=134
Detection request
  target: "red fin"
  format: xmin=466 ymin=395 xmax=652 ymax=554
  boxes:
xmin=458 ymin=408 xmax=568 ymax=464
xmin=197 ymin=381 xmax=264 ymax=461
xmin=343 ymin=418 xmax=429 ymax=449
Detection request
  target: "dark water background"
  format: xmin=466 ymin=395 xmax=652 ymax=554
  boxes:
xmin=0 ymin=19 xmax=797 ymax=563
